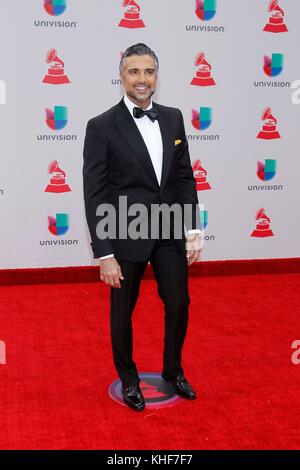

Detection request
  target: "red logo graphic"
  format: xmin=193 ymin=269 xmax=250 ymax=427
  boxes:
xmin=264 ymin=0 xmax=288 ymax=33
xmin=45 ymin=160 xmax=71 ymax=193
xmin=118 ymin=0 xmax=145 ymax=29
xmin=139 ymin=381 xmax=166 ymax=399
xmin=190 ymin=52 xmax=216 ymax=87
xmin=192 ymin=160 xmax=212 ymax=191
xmin=43 ymin=48 xmax=70 ymax=85
xmin=257 ymin=107 xmax=281 ymax=140
xmin=251 ymin=208 xmax=274 ymax=237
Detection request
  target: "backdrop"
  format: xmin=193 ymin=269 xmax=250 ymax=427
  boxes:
xmin=0 ymin=0 xmax=299 ymax=269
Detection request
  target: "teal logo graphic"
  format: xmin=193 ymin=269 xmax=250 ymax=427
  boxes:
xmin=48 ymin=213 xmax=69 ymax=236
xmin=196 ymin=0 xmax=217 ymax=21
xmin=264 ymin=53 xmax=284 ymax=77
xmin=257 ymin=159 xmax=277 ymax=181
xmin=200 ymin=209 xmax=208 ymax=230
xmin=45 ymin=106 xmax=68 ymax=130
xmin=192 ymin=107 xmax=212 ymax=131
xmin=44 ymin=0 xmax=67 ymax=16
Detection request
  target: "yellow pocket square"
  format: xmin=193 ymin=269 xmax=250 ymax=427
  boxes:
xmin=175 ymin=139 xmax=182 ymax=146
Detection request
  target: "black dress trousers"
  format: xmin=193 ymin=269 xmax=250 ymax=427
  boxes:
xmin=110 ymin=237 xmax=190 ymax=386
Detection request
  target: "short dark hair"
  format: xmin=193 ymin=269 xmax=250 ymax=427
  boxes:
xmin=119 ymin=43 xmax=159 ymax=74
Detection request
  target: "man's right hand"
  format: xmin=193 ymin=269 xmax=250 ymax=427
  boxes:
xmin=100 ymin=257 xmax=124 ymax=289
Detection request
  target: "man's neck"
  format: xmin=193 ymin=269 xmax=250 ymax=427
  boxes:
xmin=125 ymin=94 xmax=151 ymax=110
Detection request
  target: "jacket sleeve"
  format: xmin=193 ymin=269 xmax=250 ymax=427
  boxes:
xmin=83 ymin=119 xmax=114 ymax=258
xmin=176 ymin=110 xmax=201 ymax=232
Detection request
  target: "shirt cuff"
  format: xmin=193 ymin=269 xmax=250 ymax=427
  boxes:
xmin=187 ymin=229 xmax=202 ymax=235
xmin=99 ymin=254 xmax=114 ymax=260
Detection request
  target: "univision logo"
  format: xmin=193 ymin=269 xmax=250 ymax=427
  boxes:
xmin=187 ymin=107 xmax=219 ymax=142
xmin=257 ymin=159 xmax=276 ymax=180
xmin=200 ymin=208 xmax=208 ymax=230
xmin=192 ymin=107 xmax=212 ymax=130
xmin=186 ymin=0 xmax=224 ymax=32
xmin=264 ymin=53 xmax=284 ymax=77
xmin=248 ymin=159 xmax=283 ymax=192
xmin=40 ymin=213 xmax=79 ymax=246
xmin=199 ymin=208 xmax=215 ymax=241
xmin=48 ymin=213 xmax=69 ymax=236
xmin=37 ymin=106 xmax=77 ymax=141
xmin=196 ymin=0 xmax=217 ymax=21
xmin=254 ymin=53 xmax=290 ymax=88
xmin=46 ymin=106 xmax=68 ymax=130
xmin=44 ymin=0 xmax=67 ymax=16
xmin=34 ymin=0 xmax=76 ymax=28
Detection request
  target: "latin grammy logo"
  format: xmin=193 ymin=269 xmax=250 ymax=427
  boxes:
xmin=192 ymin=160 xmax=212 ymax=191
xmin=140 ymin=381 xmax=167 ymax=399
xmin=257 ymin=108 xmax=281 ymax=140
xmin=190 ymin=52 xmax=216 ymax=87
xmin=118 ymin=0 xmax=145 ymax=28
xmin=251 ymin=208 xmax=274 ymax=237
xmin=43 ymin=48 xmax=70 ymax=85
xmin=45 ymin=160 xmax=71 ymax=193
xmin=264 ymin=0 xmax=288 ymax=33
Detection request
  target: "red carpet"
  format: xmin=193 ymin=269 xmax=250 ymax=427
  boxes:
xmin=0 ymin=272 xmax=300 ymax=449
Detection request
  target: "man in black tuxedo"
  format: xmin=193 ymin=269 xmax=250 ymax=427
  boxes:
xmin=83 ymin=43 xmax=202 ymax=411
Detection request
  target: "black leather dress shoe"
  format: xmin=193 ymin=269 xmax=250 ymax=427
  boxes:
xmin=162 ymin=375 xmax=196 ymax=400
xmin=121 ymin=384 xmax=145 ymax=411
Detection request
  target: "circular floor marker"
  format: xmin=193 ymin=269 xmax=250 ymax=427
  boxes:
xmin=109 ymin=372 xmax=184 ymax=409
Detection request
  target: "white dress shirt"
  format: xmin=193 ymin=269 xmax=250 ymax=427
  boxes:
xmin=100 ymin=95 xmax=200 ymax=260
xmin=124 ymin=94 xmax=163 ymax=185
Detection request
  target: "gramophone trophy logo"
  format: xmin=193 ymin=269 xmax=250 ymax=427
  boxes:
xmin=109 ymin=373 xmax=184 ymax=410
xmin=192 ymin=160 xmax=212 ymax=191
xmin=257 ymin=159 xmax=277 ymax=181
xmin=251 ymin=208 xmax=274 ymax=237
xmin=263 ymin=53 xmax=284 ymax=77
xmin=43 ymin=49 xmax=70 ymax=85
xmin=195 ymin=0 xmax=217 ymax=21
xmin=45 ymin=160 xmax=71 ymax=193
xmin=264 ymin=0 xmax=288 ymax=33
xmin=192 ymin=107 xmax=212 ymax=131
xmin=190 ymin=53 xmax=216 ymax=87
xmin=119 ymin=0 xmax=145 ymax=29
xmin=45 ymin=106 xmax=68 ymax=130
xmin=44 ymin=0 xmax=67 ymax=16
xmin=48 ymin=213 xmax=69 ymax=236
xmin=257 ymin=108 xmax=281 ymax=140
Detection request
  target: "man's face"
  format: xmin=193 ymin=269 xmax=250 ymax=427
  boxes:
xmin=120 ymin=54 xmax=158 ymax=109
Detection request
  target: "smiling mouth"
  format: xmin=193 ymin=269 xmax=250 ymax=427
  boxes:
xmin=134 ymin=87 xmax=149 ymax=92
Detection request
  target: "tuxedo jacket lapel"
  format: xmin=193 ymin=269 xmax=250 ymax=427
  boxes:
xmin=115 ymin=99 xmax=159 ymax=187
xmin=115 ymin=99 xmax=175 ymax=191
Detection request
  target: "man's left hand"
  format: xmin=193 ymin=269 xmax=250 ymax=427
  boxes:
xmin=185 ymin=233 xmax=203 ymax=265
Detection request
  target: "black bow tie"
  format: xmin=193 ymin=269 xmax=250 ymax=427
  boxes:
xmin=133 ymin=107 xmax=159 ymax=122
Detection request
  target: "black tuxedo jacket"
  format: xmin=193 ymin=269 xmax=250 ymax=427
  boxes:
xmin=83 ymin=98 xmax=200 ymax=262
